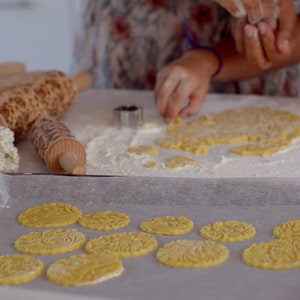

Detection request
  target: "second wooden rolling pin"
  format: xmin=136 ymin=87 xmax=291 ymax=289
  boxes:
xmin=0 ymin=61 xmax=26 ymax=78
xmin=30 ymin=116 xmax=86 ymax=175
xmin=0 ymin=70 xmax=93 ymax=141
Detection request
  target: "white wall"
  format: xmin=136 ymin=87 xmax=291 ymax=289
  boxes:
xmin=0 ymin=0 xmax=83 ymax=73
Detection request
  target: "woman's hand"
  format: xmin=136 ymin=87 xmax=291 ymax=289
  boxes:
xmin=213 ymin=0 xmax=265 ymax=23
xmin=155 ymin=50 xmax=218 ymax=122
xmin=230 ymin=0 xmax=297 ymax=70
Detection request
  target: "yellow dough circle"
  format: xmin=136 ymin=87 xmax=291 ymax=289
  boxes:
xmin=79 ymin=211 xmax=130 ymax=231
xmin=85 ymin=231 xmax=158 ymax=258
xmin=200 ymin=220 xmax=256 ymax=242
xmin=14 ymin=228 xmax=86 ymax=255
xmin=140 ymin=216 xmax=194 ymax=236
xmin=47 ymin=253 xmax=123 ymax=286
xmin=273 ymin=220 xmax=300 ymax=239
xmin=156 ymin=240 xmax=229 ymax=268
xmin=242 ymin=239 xmax=300 ymax=270
xmin=0 ymin=255 xmax=44 ymax=285
xmin=17 ymin=203 xmax=82 ymax=228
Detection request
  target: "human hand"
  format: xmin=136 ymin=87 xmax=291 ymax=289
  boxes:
xmin=213 ymin=0 xmax=265 ymax=24
xmin=154 ymin=50 xmax=218 ymax=122
xmin=230 ymin=0 xmax=297 ymax=69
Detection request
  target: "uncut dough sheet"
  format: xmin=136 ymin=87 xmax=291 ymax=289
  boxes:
xmin=16 ymin=89 xmax=300 ymax=177
xmin=1 ymin=174 xmax=300 ymax=300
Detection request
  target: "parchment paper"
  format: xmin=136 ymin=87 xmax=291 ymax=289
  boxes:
xmin=1 ymin=174 xmax=300 ymax=300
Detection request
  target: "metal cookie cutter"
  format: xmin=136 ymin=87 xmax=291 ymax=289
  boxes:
xmin=113 ymin=105 xmax=143 ymax=129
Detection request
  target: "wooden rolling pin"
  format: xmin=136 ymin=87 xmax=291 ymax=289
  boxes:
xmin=0 ymin=71 xmax=42 ymax=93
xmin=0 ymin=62 xmax=26 ymax=78
xmin=0 ymin=70 xmax=93 ymax=141
xmin=30 ymin=116 xmax=86 ymax=175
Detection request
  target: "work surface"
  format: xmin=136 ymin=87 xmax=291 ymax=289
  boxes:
xmin=1 ymin=174 xmax=300 ymax=300
xmin=16 ymin=89 xmax=300 ymax=177
xmin=7 ymin=90 xmax=300 ymax=300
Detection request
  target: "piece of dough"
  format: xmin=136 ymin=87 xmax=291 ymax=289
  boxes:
xmin=200 ymin=220 xmax=256 ymax=242
xmin=165 ymin=155 xmax=199 ymax=168
xmin=242 ymin=239 xmax=300 ymax=270
xmin=46 ymin=253 xmax=123 ymax=286
xmin=79 ymin=211 xmax=130 ymax=231
xmin=157 ymin=107 xmax=300 ymax=156
xmin=128 ymin=145 xmax=158 ymax=156
xmin=14 ymin=228 xmax=86 ymax=255
xmin=273 ymin=220 xmax=300 ymax=239
xmin=0 ymin=255 xmax=44 ymax=285
xmin=146 ymin=161 xmax=157 ymax=168
xmin=17 ymin=203 xmax=82 ymax=228
xmin=85 ymin=231 xmax=158 ymax=258
xmin=140 ymin=216 xmax=194 ymax=236
xmin=156 ymin=240 xmax=229 ymax=268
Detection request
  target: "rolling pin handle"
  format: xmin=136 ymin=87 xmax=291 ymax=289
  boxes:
xmin=58 ymin=152 xmax=86 ymax=175
xmin=0 ymin=62 xmax=26 ymax=78
xmin=72 ymin=72 xmax=94 ymax=93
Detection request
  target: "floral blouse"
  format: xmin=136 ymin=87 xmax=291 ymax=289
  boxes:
xmin=72 ymin=0 xmax=300 ymax=97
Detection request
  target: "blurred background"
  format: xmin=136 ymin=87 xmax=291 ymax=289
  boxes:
xmin=0 ymin=0 xmax=82 ymax=73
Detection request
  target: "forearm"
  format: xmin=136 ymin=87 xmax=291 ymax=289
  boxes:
xmin=213 ymin=16 xmax=300 ymax=81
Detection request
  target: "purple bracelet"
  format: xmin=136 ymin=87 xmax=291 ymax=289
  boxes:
xmin=183 ymin=20 xmax=223 ymax=78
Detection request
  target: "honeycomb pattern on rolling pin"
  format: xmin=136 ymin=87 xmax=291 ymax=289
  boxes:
xmin=31 ymin=71 xmax=77 ymax=117
xmin=0 ymin=71 xmax=84 ymax=142
xmin=30 ymin=116 xmax=86 ymax=175
xmin=0 ymin=85 xmax=47 ymax=141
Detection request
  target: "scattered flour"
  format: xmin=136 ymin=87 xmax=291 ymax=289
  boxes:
xmin=0 ymin=173 xmax=9 ymax=208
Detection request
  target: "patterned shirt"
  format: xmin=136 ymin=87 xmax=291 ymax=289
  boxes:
xmin=72 ymin=0 xmax=300 ymax=97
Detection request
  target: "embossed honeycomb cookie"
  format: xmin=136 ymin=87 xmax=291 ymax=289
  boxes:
xmin=14 ymin=228 xmax=86 ymax=255
xmin=17 ymin=203 xmax=82 ymax=228
xmin=200 ymin=220 xmax=256 ymax=242
xmin=79 ymin=211 xmax=130 ymax=231
xmin=47 ymin=253 xmax=123 ymax=286
xmin=273 ymin=220 xmax=300 ymax=240
xmin=242 ymin=239 xmax=300 ymax=270
xmin=156 ymin=240 xmax=229 ymax=268
xmin=140 ymin=216 xmax=194 ymax=236
xmin=0 ymin=255 xmax=44 ymax=285
xmin=85 ymin=231 xmax=158 ymax=258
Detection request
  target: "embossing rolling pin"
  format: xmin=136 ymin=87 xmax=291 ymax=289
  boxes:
xmin=0 ymin=70 xmax=93 ymax=141
xmin=29 ymin=116 xmax=86 ymax=175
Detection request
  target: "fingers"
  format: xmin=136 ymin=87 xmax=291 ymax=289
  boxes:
xmin=215 ymin=0 xmax=264 ymax=23
xmin=241 ymin=0 xmax=264 ymax=24
xmin=244 ymin=24 xmax=272 ymax=70
xmin=155 ymin=67 xmax=207 ymax=122
xmin=231 ymin=17 xmax=247 ymax=53
xmin=214 ymin=0 xmax=246 ymax=18
xmin=154 ymin=69 xmax=181 ymax=118
xmin=257 ymin=22 xmax=280 ymax=62
xmin=275 ymin=0 xmax=297 ymax=55
xmin=261 ymin=1 xmax=280 ymax=30
xmin=156 ymin=71 xmax=197 ymax=122
xmin=179 ymin=88 xmax=208 ymax=119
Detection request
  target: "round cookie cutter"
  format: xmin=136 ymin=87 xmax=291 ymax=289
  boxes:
xmin=113 ymin=105 xmax=143 ymax=129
